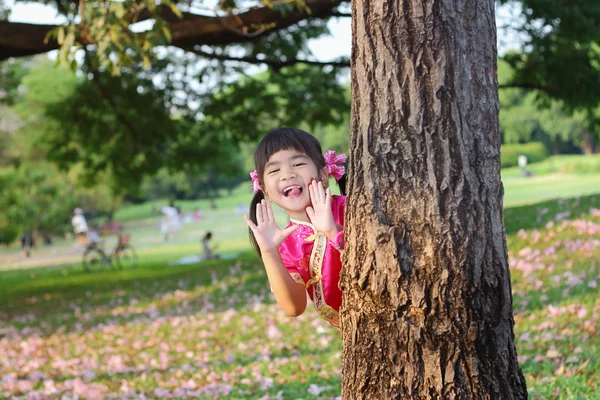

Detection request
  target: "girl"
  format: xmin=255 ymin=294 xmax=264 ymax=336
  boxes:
xmin=244 ymin=127 xmax=346 ymax=328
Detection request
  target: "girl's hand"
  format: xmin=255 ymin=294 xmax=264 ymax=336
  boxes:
xmin=306 ymin=180 xmax=339 ymax=239
xmin=245 ymin=199 xmax=299 ymax=254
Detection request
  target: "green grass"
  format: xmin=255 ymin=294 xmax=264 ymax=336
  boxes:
xmin=0 ymin=252 xmax=343 ymax=399
xmin=503 ymin=174 xmax=600 ymax=207
xmin=506 ymin=202 xmax=600 ymax=399
xmin=114 ymin=184 xmax=256 ymax=222
xmin=500 ymin=154 xmax=600 ymax=208
xmin=504 ymin=194 xmax=599 ymax=234
xmin=502 ymin=154 xmax=600 ymax=179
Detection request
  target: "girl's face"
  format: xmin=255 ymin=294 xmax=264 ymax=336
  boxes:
xmin=262 ymin=149 xmax=326 ymax=221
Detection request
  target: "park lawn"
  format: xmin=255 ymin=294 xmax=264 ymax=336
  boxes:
xmin=506 ymin=196 xmax=600 ymax=398
xmin=113 ymin=184 xmax=256 ymax=222
xmin=503 ymin=173 xmax=600 ymax=207
xmin=501 ymin=154 xmax=600 ymax=179
xmin=1 ymin=194 xmax=599 ymax=399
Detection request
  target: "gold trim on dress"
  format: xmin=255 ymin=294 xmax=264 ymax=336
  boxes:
xmin=307 ymin=233 xmax=340 ymax=326
xmin=289 ymin=272 xmax=306 ymax=286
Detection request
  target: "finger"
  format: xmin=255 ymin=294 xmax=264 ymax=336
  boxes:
xmin=312 ymin=179 xmax=322 ymax=204
xmin=266 ymin=199 xmax=275 ymax=222
xmin=306 ymin=206 xmax=315 ymax=221
xmin=256 ymin=201 xmax=264 ymax=224
xmin=317 ymin=181 xmax=326 ymax=204
xmin=308 ymin=180 xmax=317 ymax=205
xmin=282 ymin=224 xmax=300 ymax=239
xmin=244 ymin=215 xmax=258 ymax=232
xmin=262 ymin=199 xmax=272 ymax=223
xmin=325 ymin=187 xmax=331 ymax=205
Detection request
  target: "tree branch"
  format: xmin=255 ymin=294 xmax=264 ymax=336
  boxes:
xmin=329 ymin=12 xmax=351 ymax=17
xmin=498 ymin=82 xmax=552 ymax=95
xmin=168 ymin=0 xmax=346 ymax=46
xmin=0 ymin=0 xmax=347 ymax=61
xmin=184 ymin=47 xmax=350 ymax=68
xmin=0 ymin=22 xmax=59 ymax=59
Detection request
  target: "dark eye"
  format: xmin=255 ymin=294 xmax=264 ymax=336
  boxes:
xmin=268 ymin=169 xmax=280 ymax=174
xmin=294 ymin=163 xmax=306 ymax=167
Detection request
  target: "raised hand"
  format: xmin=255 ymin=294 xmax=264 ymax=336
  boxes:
xmin=305 ymin=180 xmax=338 ymax=238
xmin=244 ymin=199 xmax=299 ymax=254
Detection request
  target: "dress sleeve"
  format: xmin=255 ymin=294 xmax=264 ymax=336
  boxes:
xmin=327 ymin=196 xmax=346 ymax=252
xmin=279 ymin=245 xmax=306 ymax=286
xmin=333 ymin=195 xmax=346 ymax=227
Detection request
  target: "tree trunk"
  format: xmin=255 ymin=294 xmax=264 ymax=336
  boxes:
xmin=340 ymin=1 xmax=528 ymax=398
xmin=579 ymin=133 xmax=595 ymax=155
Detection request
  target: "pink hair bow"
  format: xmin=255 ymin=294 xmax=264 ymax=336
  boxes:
xmin=323 ymin=150 xmax=346 ymax=180
xmin=250 ymin=170 xmax=261 ymax=192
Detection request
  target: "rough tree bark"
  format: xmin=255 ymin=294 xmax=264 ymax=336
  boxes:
xmin=340 ymin=0 xmax=528 ymax=398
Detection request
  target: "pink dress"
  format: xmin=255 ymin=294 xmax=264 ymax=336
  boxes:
xmin=279 ymin=195 xmax=345 ymax=327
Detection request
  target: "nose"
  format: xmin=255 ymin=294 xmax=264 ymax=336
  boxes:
xmin=281 ymin=166 xmax=296 ymax=180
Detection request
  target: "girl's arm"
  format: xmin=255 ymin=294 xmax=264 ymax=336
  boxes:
xmin=261 ymin=249 xmax=307 ymax=316
xmin=244 ymin=199 xmax=306 ymax=317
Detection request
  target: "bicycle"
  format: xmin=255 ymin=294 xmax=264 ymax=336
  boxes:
xmin=82 ymin=233 xmax=138 ymax=272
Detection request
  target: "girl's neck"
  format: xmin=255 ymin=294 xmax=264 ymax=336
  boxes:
xmin=287 ymin=209 xmax=310 ymax=223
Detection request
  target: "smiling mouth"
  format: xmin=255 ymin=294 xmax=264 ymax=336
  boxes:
xmin=282 ymin=185 xmax=303 ymax=197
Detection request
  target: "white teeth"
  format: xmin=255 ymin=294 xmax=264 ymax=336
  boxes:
xmin=283 ymin=185 xmax=302 ymax=196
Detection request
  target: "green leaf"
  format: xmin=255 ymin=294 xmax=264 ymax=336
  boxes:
xmin=110 ymin=2 xmax=126 ymax=19
xmin=162 ymin=26 xmax=172 ymax=43
xmin=57 ymin=27 xmax=65 ymax=45
xmin=167 ymin=2 xmax=182 ymax=18
xmin=142 ymin=55 xmax=150 ymax=70
xmin=110 ymin=29 xmax=123 ymax=50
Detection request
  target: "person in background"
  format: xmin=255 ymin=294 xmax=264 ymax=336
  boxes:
xmin=235 ymin=203 xmax=249 ymax=214
xmin=160 ymin=200 xmax=180 ymax=242
xmin=72 ymin=208 xmax=88 ymax=247
xmin=43 ymin=233 xmax=53 ymax=245
xmin=201 ymin=232 xmax=218 ymax=260
xmin=86 ymin=226 xmax=100 ymax=249
xmin=20 ymin=232 xmax=34 ymax=257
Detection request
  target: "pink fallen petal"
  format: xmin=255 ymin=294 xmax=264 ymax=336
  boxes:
xmin=518 ymin=247 xmax=532 ymax=257
xmin=519 ymin=332 xmax=530 ymax=342
xmin=154 ymin=388 xmax=172 ymax=398
xmin=308 ymin=383 xmax=328 ymax=396
xmin=534 ymin=280 xmax=543 ymax=290
xmin=266 ymin=325 xmax=282 ymax=340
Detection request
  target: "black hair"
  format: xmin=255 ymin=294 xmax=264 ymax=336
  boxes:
xmin=248 ymin=127 xmax=347 ymax=257
xmin=203 ymin=232 xmax=212 ymax=241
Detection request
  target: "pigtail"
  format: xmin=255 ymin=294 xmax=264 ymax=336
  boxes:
xmin=248 ymin=190 xmax=265 ymax=258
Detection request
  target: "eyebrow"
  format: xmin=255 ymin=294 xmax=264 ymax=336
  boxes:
xmin=265 ymin=154 xmax=308 ymax=170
